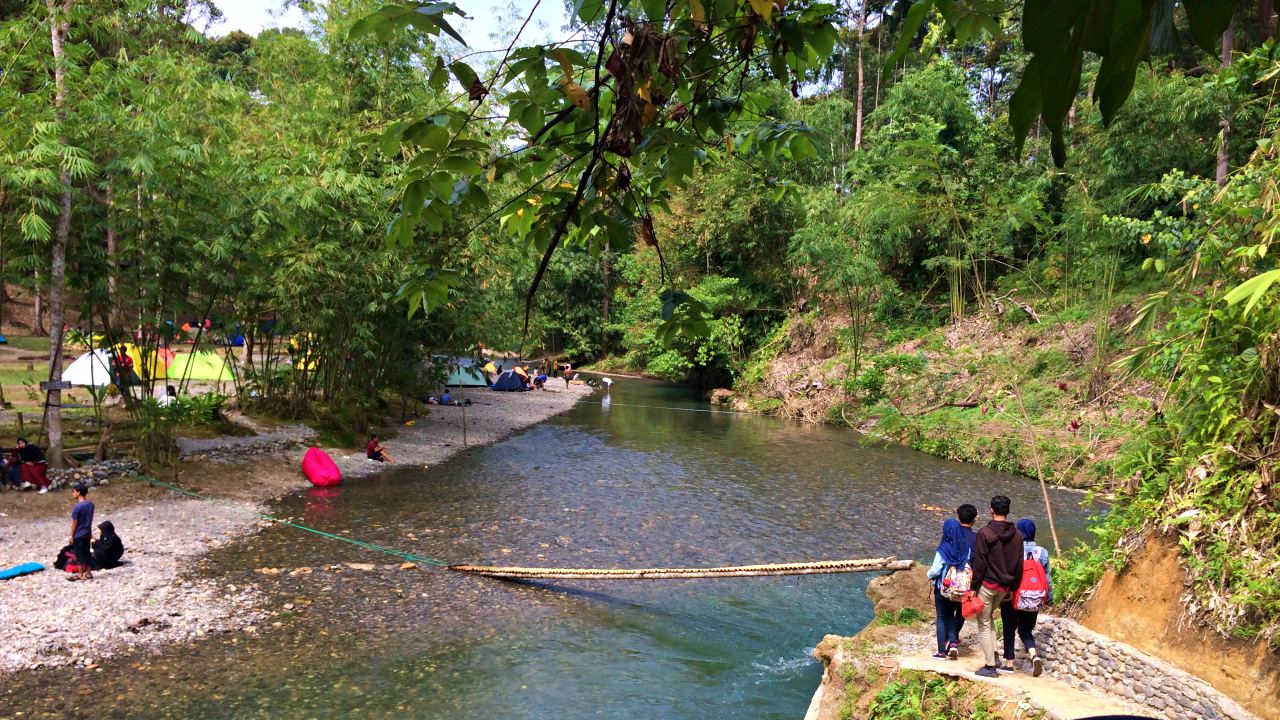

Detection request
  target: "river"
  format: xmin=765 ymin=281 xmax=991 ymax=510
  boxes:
xmin=6 ymin=380 xmax=1095 ymax=719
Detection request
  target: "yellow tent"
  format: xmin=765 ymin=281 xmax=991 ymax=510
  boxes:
xmin=169 ymin=351 xmax=234 ymax=381
xmin=112 ymin=344 xmax=171 ymax=380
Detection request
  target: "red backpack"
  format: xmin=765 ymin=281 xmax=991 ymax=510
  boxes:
xmin=1014 ymin=548 xmax=1048 ymax=611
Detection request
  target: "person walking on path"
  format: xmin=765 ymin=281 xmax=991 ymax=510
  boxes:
xmin=1000 ymin=518 xmax=1051 ymax=677
xmin=969 ymin=495 xmax=1023 ymax=678
xmin=926 ymin=518 xmax=972 ymax=659
xmin=957 ymin=503 xmax=977 ymax=546
xmin=949 ymin=503 xmax=980 ymax=651
xmin=68 ymin=483 xmax=94 ymax=582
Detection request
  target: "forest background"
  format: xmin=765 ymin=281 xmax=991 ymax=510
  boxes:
xmin=2 ymin=0 xmax=1279 ymax=658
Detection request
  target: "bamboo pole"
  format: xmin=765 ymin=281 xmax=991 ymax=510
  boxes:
xmin=450 ymin=556 xmax=914 ymax=580
xmin=1012 ymin=381 xmax=1062 ymax=555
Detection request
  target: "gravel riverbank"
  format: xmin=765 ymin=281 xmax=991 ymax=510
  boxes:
xmin=0 ymin=383 xmax=594 ymax=675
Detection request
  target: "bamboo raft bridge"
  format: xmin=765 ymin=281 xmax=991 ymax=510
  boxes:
xmin=447 ymin=557 xmax=914 ymax=580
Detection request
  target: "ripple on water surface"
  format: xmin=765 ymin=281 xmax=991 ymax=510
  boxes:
xmin=2 ymin=381 xmax=1096 ymax=719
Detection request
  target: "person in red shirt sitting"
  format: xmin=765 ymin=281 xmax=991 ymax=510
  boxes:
xmin=366 ymin=434 xmax=394 ymax=463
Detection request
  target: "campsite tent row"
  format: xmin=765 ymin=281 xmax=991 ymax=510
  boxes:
xmin=61 ymin=348 xmax=235 ymax=387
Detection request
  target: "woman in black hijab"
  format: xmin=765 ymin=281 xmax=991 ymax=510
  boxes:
xmin=91 ymin=521 xmax=124 ymax=570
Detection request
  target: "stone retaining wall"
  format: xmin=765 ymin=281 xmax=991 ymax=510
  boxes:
xmin=1035 ymin=615 xmax=1259 ymax=720
xmin=175 ymin=424 xmax=314 ymax=462
xmin=46 ymin=458 xmax=142 ymax=491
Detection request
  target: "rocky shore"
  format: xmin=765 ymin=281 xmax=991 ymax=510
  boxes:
xmin=0 ymin=383 xmax=593 ymax=675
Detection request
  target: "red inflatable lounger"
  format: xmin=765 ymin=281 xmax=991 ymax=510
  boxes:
xmin=302 ymin=446 xmax=341 ymax=487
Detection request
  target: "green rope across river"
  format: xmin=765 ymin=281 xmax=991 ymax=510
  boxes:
xmin=136 ymin=473 xmax=912 ymax=580
xmin=135 ymin=474 xmax=450 ymax=567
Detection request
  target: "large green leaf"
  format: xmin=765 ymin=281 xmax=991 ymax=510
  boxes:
xmin=1224 ymin=268 xmax=1280 ymax=314
xmin=1183 ymin=0 xmax=1237 ymax=54
xmin=1094 ymin=0 xmax=1157 ymax=125
xmin=885 ymin=0 xmax=936 ymax=72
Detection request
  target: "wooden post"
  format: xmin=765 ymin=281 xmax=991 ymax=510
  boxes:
xmin=459 ymin=382 xmax=467 ymax=448
xmin=16 ymin=411 xmax=23 ymax=436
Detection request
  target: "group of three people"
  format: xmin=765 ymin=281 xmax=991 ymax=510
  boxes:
xmin=926 ymin=495 xmax=1052 ymax=678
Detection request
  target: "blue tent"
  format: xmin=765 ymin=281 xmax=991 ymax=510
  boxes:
xmin=491 ymin=369 xmax=528 ymax=391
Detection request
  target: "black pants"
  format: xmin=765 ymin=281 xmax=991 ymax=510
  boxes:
xmin=1000 ymin=603 xmax=1038 ymax=660
xmin=72 ymin=536 xmax=92 ymax=571
xmin=933 ymin=587 xmax=964 ymax=653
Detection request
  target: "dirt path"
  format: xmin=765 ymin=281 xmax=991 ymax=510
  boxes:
xmin=900 ymin=654 xmax=1146 ymax=720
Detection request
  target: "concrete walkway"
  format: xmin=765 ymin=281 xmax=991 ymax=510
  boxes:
xmin=900 ymin=654 xmax=1155 ymax=720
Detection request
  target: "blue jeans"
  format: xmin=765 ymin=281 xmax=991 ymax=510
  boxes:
xmin=933 ymin=587 xmax=964 ymax=653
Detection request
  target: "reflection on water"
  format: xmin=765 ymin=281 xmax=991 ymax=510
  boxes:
xmin=1 ymin=380 xmax=1095 ymax=719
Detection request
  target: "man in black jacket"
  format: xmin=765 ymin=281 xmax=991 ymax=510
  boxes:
xmin=969 ymin=494 xmax=1023 ymax=677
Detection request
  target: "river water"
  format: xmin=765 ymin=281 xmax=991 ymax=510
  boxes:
xmin=7 ymin=380 xmax=1094 ymax=719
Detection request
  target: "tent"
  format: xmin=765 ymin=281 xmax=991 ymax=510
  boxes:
xmin=169 ymin=351 xmax=235 ymax=381
xmin=62 ymin=350 xmax=116 ymax=387
xmin=113 ymin=344 xmax=172 ymax=380
xmin=492 ymin=369 xmax=529 ymax=391
xmin=430 ymin=355 xmax=489 ymax=387
xmin=447 ymin=364 xmax=488 ymax=387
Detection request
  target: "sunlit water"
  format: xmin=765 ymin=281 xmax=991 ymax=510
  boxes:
xmin=3 ymin=380 xmax=1095 ymax=719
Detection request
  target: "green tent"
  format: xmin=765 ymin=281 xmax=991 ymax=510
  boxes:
xmin=446 ymin=364 xmax=488 ymax=387
xmin=170 ymin=351 xmax=235 ymax=381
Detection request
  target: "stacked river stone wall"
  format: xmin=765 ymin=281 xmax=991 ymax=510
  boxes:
xmin=1035 ymin=615 xmax=1259 ymax=720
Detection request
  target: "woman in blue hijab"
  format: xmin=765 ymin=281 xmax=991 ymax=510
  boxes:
xmin=999 ymin=518 xmax=1052 ymax=676
xmin=926 ymin=518 xmax=973 ymax=658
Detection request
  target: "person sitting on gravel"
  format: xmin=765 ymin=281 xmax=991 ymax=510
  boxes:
xmin=1 ymin=447 xmax=21 ymax=489
xmin=16 ymin=437 xmax=50 ymax=494
xmin=91 ymin=520 xmax=125 ymax=570
xmin=440 ymin=390 xmax=452 ymax=406
xmin=68 ymin=483 xmax=94 ymax=581
xmin=157 ymin=385 xmax=178 ymax=407
xmin=366 ymin=434 xmax=394 ymax=463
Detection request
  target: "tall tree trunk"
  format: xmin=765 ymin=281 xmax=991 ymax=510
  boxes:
xmin=601 ymin=235 xmax=611 ymax=356
xmin=33 ymin=277 xmax=46 ymax=336
xmin=1262 ymin=0 xmax=1277 ymax=41
xmin=0 ymin=188 xmax=8 ymax=332
xmin=853 ymin=1 xmax=866 ymax=150
xmin=45 ymin=0 xmax=72 ymax=469
xmin=1217 ymin=20 xmax=1234 ymax=189
xmin=105 ymin=183 xmax=122 ymax=328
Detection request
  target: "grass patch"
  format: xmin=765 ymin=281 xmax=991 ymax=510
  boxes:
xmin=876 ymin=607 xmax=928 ymax=626
xmin=869 ymin=671 xmax=999 ymax=720
xmin=2 ymin=336 xmax=52 ymax=352
xmin=0 ymin=368 xmax=45 ymax=385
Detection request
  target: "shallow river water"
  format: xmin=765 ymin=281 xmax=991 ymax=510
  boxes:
xmin=6 ymin=380 xmax=1095 ymax=719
